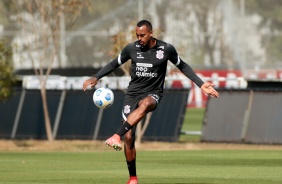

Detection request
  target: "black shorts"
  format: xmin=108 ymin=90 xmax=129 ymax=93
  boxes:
xmin=121 ymin=91 xmax=162 ymax=121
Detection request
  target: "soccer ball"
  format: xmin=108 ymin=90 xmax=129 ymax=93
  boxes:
xmin=93 ymin=87 xmax=114 ymax=109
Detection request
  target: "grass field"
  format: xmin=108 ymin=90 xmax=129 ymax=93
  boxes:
xmin=179 ymin=108 xmax=205 ymax=142
xmin=1 ymin=150 xmax=282 ymax=184
xmin=1 ymin=108 xmax=282 ymax=184
xmin=183 ymin=108 xmax=205 ymax=131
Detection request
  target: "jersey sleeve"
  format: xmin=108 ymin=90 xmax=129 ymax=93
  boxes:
xmin=167 ymin=44 xmax=204 ymax=88
xmin=94 ymin=44 xmax=131 ymax=79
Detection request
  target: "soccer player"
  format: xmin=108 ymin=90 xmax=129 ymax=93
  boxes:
xmin=83 ymin=20 xmax=219 ymax=184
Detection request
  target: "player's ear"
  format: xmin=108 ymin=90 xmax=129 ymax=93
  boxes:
xmin=149 ymin=30 xmax=153 ymax=37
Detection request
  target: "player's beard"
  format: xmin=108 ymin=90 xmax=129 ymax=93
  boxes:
xmin=139 ymin=40 xmax=151 ymax=48
xmin=139 ymin=40 xmax=146 ymax=46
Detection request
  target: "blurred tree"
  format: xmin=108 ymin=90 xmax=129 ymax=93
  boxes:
xmin=0 ymin=0 xmax=17 ymax=43
xmin=11 ymin=0 xmax=91 ymax=141
xmin=246 ymin=0 xmax=282 ymax=31
xmin=0 ymin=40 xmax=14 ymax=101
xmin=245 ymin=0 xmax=282 ymax=65
xmin=190 ymin=0 xmax=230 ymax=68
xmin=109 ymin=22 xmax=136 ymax=76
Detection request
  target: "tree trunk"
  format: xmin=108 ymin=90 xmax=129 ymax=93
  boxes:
xmin=40 ymin=86 xmax=54 ymax=141
xmin=136 ymin=112 xmax=152 ymax=145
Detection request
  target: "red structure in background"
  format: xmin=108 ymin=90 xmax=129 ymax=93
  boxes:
xmin=169 ymin=69 xmax=282 ymax=108
xmin=244 ymin=69 xmax=282 ymax=80
xmin=168 ymin=70 xmax=243 ymax=108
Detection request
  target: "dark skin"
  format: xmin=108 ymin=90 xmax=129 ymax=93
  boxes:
xmin=83 ymin=24 xmax=219 ymax=161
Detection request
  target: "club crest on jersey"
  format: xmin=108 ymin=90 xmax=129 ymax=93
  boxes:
xmin=156 ymin=50 xmax=164 ymax=59
xmin=124 ymin=105 xmax=130 ymax=114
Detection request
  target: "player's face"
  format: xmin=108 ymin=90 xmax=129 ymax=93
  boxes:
xmin=135 ymin=25 xmax=152 ymax=47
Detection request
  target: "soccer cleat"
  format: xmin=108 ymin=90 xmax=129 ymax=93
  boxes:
xmin=105 ymin=134 xmax=122 ymax=151
xmin=127 ymin=176 xmax=138 ymax=184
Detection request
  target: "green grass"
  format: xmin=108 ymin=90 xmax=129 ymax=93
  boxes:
xmin=1 ymin=108 xmax=281 ymax=183
xmin=182 ymin=108 xmax=205 ymax=131
xmin=1 ymin=150 xmax=282 ymax=184
xmin=179 ymin=108 xmax=205 ymax=142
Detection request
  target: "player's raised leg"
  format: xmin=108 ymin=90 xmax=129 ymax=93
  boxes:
xmin=105 ymin=134 xmax=122 ymax=151
xmin=105 ymin=96 xmax=156 ymax=151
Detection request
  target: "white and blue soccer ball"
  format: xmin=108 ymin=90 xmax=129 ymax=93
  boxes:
xmin=93 ymin=87 xmax=114 ymax=109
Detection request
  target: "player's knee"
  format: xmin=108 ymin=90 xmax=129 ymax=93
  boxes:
xmin=124 ymin=131 xmax=133 ymax=142
xmin=139 ymin=98 xmax=155 ymax=112
xmin=124 ymin=133 xmax=135 ymax=149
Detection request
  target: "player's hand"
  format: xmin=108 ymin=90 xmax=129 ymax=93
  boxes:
xmin=200 ymin=82 xmax=219 ymax=98
xmin=83 ymin=77 xmax=98 ymax=91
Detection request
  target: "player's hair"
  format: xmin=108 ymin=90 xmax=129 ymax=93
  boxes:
xmin=137 ymin=20 xmax=153 ymax=31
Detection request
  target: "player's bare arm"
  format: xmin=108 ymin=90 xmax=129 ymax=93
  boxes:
xmin=83 ymin=77 xmax=98 ymax=91
xmin=201 ymin=82 xmax=219 ymax=98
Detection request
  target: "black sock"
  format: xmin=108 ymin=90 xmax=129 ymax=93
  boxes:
xmin=116 ymin=121 xmax=133 ymax=137
xmin=127 ymin=159 xmax=136 ymax=177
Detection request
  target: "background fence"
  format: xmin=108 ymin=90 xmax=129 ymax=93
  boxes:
xmin=202 ymin=86 xmax=282 ymax=144
xmin=0 ymin=88 xmax=189 ymax=141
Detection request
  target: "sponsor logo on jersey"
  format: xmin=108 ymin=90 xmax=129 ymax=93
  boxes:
xmin=136 ymin=63 xmax=153 ymax=67
xmin=137 ymin=52 xmax=144 ymax=59
xmin=156 ymin=50 xmax=164 ymax=59
xmin=136 ymin=63 xmax=157 ymax=78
